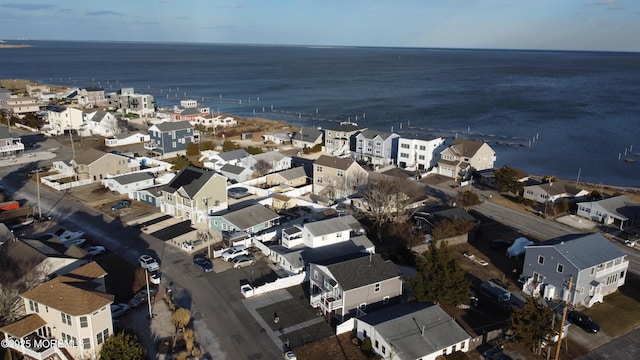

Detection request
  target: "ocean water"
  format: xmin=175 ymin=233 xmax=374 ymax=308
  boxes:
xmin=1 ymin=40 xmax=639 ymax=186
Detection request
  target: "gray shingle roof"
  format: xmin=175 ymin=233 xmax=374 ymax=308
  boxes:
xmin=314 ymin=155 xmax=357 ymax=170
xmin=359 ymin=129 xmax=396 ymax=140
xmin=273 ymin=166 xmax=307 ymax=181
xmin=222 ymin=204 xmax=280 ymax=231
xmin=359 ymin=302 xmax=470 ymax=360
xmin=218 ymin=149 xmax=250 ymax=161
xmin=304 ymin=216 xmax=354 ymax=237
xmin=153 ymin=120 xmax=193 ymax=132
xmin=252 ymin=151 xmax=287 ymax=163
xmin=219 ymin=163 xmax=249 ymax=175
xmin=448 ymin=138 xmax=490 ymax=157
xmin=110 ymin=172 xmax=154 ymax=185
xmin=292 ymin=127 xmax=322 ymax=141
xmin=326 ymin=254 xmax=400 ymax=291
xmin=579 ymin=195 xmax=639 ymax=221
xmin=163 ymin=166 xmax=217 ymax=198
xmin=532 ymin=233 xmax=626 ymax=270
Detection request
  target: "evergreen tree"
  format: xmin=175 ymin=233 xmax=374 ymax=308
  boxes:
xmin=409 ymin=242 xmax=470 ymax=306
xmin=99 ymin=331 xmax=145 ymax=360
xmin=494 ymin=166 xmax=524 ymax=194
xmin=510 ymin=297 xmax=556 ymax=355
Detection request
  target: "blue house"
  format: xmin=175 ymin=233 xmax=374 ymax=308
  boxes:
xmin=146 ymin=121 xmax=194 ymax=155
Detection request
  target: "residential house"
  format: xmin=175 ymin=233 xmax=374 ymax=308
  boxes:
xmin=206 ymin=115 xmax=237 ymax=128
xmin=523 ymin=181 xmax=589 ymax=204
xmin=2 ymin=96 xmax=43 ymax=117
xmin=44 ymin=105 xmax=84 ymax=136
xmin=82 ymin=109 xmax=119 ymax=137
xmin=76 ymin=87 xmax=107 ymax=107
xmin=270 ymin=193 xmax=297 ymax=211
xmin=396 ymin=134 xmax=446 ymax=171
xmin=0 ymin=87 xmax=12 ymax=107
xmin=353 ymin=130 xmax=400 ymax=166
xmin=282 ymin=214 xmax=363 ymax=249
xmin=313 ymin=155 xmax=369 ymax=201
xmin=292 ymin=127 xmax=323 ymax=149
xmin=130 ymin=186 xmax=164 ymax=208
xmin=200 ymin=149 xmax=250 ymax=170
xmin=0 ymin=126 xmax=25 ymax=158
xmin=161 ymin=166 xmax=228 ymax=224
xmin=323 ymin=122 xmax=367 ymax=157
xmin=209 ymin=203 xmax=280 ymax=234
xmin=576 ymin=195 xmax=640 ymax=230
xmin=309 ymin=253 xmax=402 ymax=322
xmin=101 ymin=172 xmax=155 ymax=194
xmin=71 ymin=148 xmax=140 ymax=182
xmin=476 ymin=167 xmax=530 ymax=189
xmin=170 ymin=106 xmax=209 ymax=122
xmin=106 ymin=88 xmax=155 ymax=116
xmin=265 ymin=166 xmax=308 ymax=188
xmin=146 ymin=121 xmax=194 ymax=156
xmin=262 ymin=132 xmax=292 ymax=145
xmin=0 ymin=262 xmax=114 ymax=360
xmin=105 ymin=131 xmax=151 ymax=147
xmin=411 ymin=205 xmax=478 ymax=250
xmin=241 ymin=151 xmax=292 ymax=176
xmin=218 ymin=164 xmax=254 ymax=183
xmin=437 ymin=139 xmax=496 ymax=181
xmin=354 ymin=302 xmax=471 ymax=360
xmin=522 ymin=233 xmax=628 ymax=307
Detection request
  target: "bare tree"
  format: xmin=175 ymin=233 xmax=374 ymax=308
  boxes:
xmin=253 ymin=159 xmax=272 ymax=177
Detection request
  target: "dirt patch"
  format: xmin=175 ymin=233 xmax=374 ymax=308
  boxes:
xmin=292 ymin=332 xmax=369 ymax=360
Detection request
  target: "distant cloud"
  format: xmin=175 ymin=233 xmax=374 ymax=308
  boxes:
xmin=1 ymin=3 xmax=56 ymax=11
xmin=86 ymin=10 xmax=124 ymax=16
xmin=590 ymin=0 xmax=623 ymax=9
xmin=175 ymin=16 xmax=190 ymax=20
xmin=228 ymin=2 xmax=246 ymax=9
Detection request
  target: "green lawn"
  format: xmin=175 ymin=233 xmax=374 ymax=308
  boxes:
xmin=585 ymin=272 xmax=640 ymax=336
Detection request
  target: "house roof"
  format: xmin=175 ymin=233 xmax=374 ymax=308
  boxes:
xmin=21 ymin=262 xmax=113 ymax=316
xmin=314 ymin=155 xmax=358 ymax=171
xmin=219 ymin=163 xmax=250 ymax=175
xmin=109 ymin=172 xmax=154 ymax=185
xmin=447 ymin=138 xmax=492 ymax=157
xmin=222 ymin=204 xmax=280 ymax=231
xmin=529 ymin=233 xmax=626 ymax=270
xmin=0 ymin=314 xmax=47 ymax=338
xmin=304 ymin=215 xmax=355 ymax=237
xmin=163 ymin=166 xmax=218 ymax=198
xmin=325 ymin=254 xmax=401 ymax=291
xmin=46 ymin=105 xmax=67 ymax=113
xmin=292 ymin=127 xmax=323 ymax=141
xmin=151 ymin=120 xmax=192 ymax=132
xmin=359 ymin=302 xmax=470 ymax=360
xmin=252 ymin=151 xmax=288 ymax=163
xmin=526 ymin=181 xmax=585 ymax=196
xmin=272 ymin=166 xmax=307 ymax=181
xmin=88 ymin=109 xmax=108 ymax=122
xmin=400 ymin=133 xmax=441 ymax=141
xmin=114 ymin=131 xmax=146 ymax=139
xmin=218 ymin=149 xmax=250 ymax=162
xmin=72 ymin=148 xmax=108 ymax=165
xmin=175 ymin=107 xmax=201 ymax=116
xmin=578 ymin=195 xmax=640 ymax=221
xmin=358 ymin=129 xmax=397 ymax=140
xmin=271 ymin=241 xmax=369 ymax=270
xmin=0 ymin=126 xmax=15 ymax=139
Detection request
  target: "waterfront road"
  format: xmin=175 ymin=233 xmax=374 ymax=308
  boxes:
xmin=0 ymin=158 xmax=282 ymax=359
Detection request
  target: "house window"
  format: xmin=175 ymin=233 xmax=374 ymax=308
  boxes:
xmin=381 ymin=345 xmax=386 ymax=354
xmin=538 ymin=256 xmax=544 ymax=265
xmin=337 ymin=170 xmax=344 ymax=177
xmin=61 ymin=312 xmax=71 ymax=325
xmin=316 ymin=165 xmax=323 ymax=173
xmin=359 ymin=303 xmax=366 ymax=310
xmin=374 ymin=283 xmax=381 ymax=292
xmin=172 ymin=141 xmax=177 ymax=148
xmin=83 ymin=338 xmax=90 ymax=349
xmin=29 ymin=300 xmax=39 ymax=313
xmin=591 ymin=267 xmax=596 ymax=276
xmin=80 ymin=316 xmax=88 ymax=328
xmin=556 ymin=264 xmax=564 ymax=273
xmin=419 ymin=145 xmax=426 ymax=150
xmin=314 ymin=270 xmax=318 ymax=279
xmin=97 ymin=332 xmax=104 ymax=345
xmin=317 ymin=176 xmax=323 ymax=184
xmin=375 ymin=340 xmax=379 ymax=348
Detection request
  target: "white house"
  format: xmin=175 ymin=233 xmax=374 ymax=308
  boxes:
xmin=354 ymin=302 xmax=472 ymax=360
xmin=293 ymin=215 xmax=364 ymax=249
xmin=106 ymin=88 xmax=155 ymax=116
xmin=44 ymin=105 xmax=84 ymax=136
xmin=101 ymin=172 xmax=156 ymax=194
xmin=576 ymin=195 xmax=640 ymax=230
xmin=200 ymin=149 xmax=250 ymax=170
xmin=105 ymin=131 xmax=151 ymax=147
xmin=82 ymin=109 xmax=119 ymax=137
xmin=242 ymin=151 xmax=292 ymax=175
xmin=396 ymin=134 xmax=446 ymax=172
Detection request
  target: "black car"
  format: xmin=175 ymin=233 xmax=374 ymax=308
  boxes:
xmin=568 ymin=310 xmax=600 ymax=333
xmin=483 ymin=348 xmax=513 ymax=360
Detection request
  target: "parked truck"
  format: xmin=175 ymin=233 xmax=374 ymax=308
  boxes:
xmin=0 ymin=201 xmax=19 ymax=211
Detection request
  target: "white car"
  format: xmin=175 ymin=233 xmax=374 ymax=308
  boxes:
xmin=56 ymin=229 xmax=85 ymax=242
xmin=232 ymin=255 xmax=256 ymax=268
xmin=138 ymin=255 xmax=160 ymax=272
xmin=149 ymin=271 xmax=161 ymax=285
xmin=83 ymin=245 xmax=106 ymax=256
xmin=110 ymin=303 xmax=130 ymax=318
xmin=221 ymin=245 xmax=248 ymax=261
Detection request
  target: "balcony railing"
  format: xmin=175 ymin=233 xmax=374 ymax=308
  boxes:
xmin=310 ymin=292 xmax=343 ymax=311
xmin=596 ymin=260 xmax=629 ymax=278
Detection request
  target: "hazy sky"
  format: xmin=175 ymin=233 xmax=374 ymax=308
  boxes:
xmin=1 ymin=0 xmax=639 ymax=52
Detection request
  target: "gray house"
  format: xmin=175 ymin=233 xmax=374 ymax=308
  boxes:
xmin=209 ymin=204 xmax=280 ymax=234
xmin=218 ymin=164 xmax=253 ymax=183
xmin=354 ymin=302 xmax=471 ymax=360
xmin=576 ymin=195 xmax=640 ymax=230
xmin=146 ymin=121 xmax=194 ymax=155
xmin=353 ymin=130 xmax=400 ymax=166
xmin=522 ymin=233 xmax=628 ymax=308
xmin=309 ymin=254 xmax=402 ymax=322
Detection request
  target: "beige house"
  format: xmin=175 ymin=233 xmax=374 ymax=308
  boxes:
xmin=0 ymin=262 xmax=114 ymax=360
xmin=313 ymin=155 xmax=369 ymax=201
xmin=161 ymin=166 xmax=228 ymax=224
xmin=71 ymin=148 xmax=139 ymax=181
xmin=438 ymin=139 xmax=496 ymax=181
xmin=265 ymin=166 xmax=308 ymax=188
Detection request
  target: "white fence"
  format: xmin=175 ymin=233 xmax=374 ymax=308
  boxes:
xmin=241 ymin=272 xmax=306 ymax=298
xmin=41 ymin=173 xmax=93 ymax=191
xmin=336 ymin=318 xmax=356 ymax=335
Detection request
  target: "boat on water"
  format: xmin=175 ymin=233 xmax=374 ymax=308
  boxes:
xmin=624 ymin=158 xmax=636 ymax=163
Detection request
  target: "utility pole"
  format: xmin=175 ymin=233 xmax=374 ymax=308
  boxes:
xmin=554 ymin=275 xmax=573 ymax=360
xmin=36 ymin=169 xmax=42 ymax=219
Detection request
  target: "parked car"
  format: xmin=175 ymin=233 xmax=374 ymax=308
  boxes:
xmin=568 ymin=310 xmax=600 ymax=333
xmin=149 ymin=271 xmax=161 ymax=285
xmin=284 ymin=350 xmax=297 ymax=360
xmin=28 ymin=167 xmax=49 ymax=176
xmin=111 ymin=200 xmax=131 ymax=211
xmin=110 ymin=303 xmax=130 ymax=318
xmin=232 ymin=255 xmax=256 ymax=268
xmin=193 ymin=257 xmax=213 ymax=272
xmin=483 ymin=348 xmax=513 ymax=360
xmin=138 ymin=255 xmax=160 ymax=272
xmin=128 ymin=288 xmax=157 ymax=308
xmin=83 ymin=245 xmax=106 ymax=256
xmin=221 ymin=245 xmax=248 ymax=261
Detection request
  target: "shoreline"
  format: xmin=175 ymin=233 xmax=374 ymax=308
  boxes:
xmin=0 ymin=44 xmax=31 ymax=49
